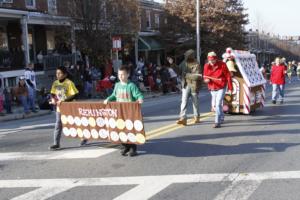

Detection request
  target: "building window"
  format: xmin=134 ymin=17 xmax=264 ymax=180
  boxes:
xmin=146 ymin=10 xmax=151 ymax=29
xmin=46 ymin=30 xmax=55 ymax=51
xmin=48 ymin=0 xmax=57 ymax=14
xmin=154 ymin=14 xmax=160 ymax=28
xmin=0 ymin=27 xmax=8 ymax=50
xmin=25 ymin=0 xmax=36 ymax=8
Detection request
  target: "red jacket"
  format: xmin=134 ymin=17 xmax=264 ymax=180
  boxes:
xmin=270 ymin=64 xmax=286 ymax=85
xmin=203 ymin=61 xmax=233 ymax=91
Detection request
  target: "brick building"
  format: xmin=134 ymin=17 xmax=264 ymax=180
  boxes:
xmin=0 ymin=0 xmax=74 ymax=87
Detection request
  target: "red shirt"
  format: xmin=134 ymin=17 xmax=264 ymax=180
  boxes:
xmin=270 ymin=64 xmax=286 ymax=85
xmin=203 ymin=61 xmax=233 ymax=91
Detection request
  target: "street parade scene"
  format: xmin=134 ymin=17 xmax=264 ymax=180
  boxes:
xmin=0 ymin=0 xmax=300 ymax=199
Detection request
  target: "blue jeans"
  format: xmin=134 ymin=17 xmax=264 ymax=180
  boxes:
xmin=19 ymin=95 xmax=29 ymax=113
xmin=53 ymin=112 xmax=62 ymax=146
xmin=272 ymin=84 xmax=284 ymax=101
xmin=211 ymin=89 xmax=226 ymax=124
xmin=179 ymin=86 xmax=200 ymax=119
xmin=27 ymin=87 xmax=36 ymax=111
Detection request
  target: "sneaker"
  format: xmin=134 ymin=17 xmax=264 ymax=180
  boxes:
xmin=213 ymin=123 xmax=221 ymax=128
xmin=32 ymin=110 xmax=38 ymax=113
xmin=193 ymin=117 xmax=200 ymax=124
xmin=176 ymin=118 xmax=187 ymax=125
xmin=80 ymin=139 xmax=88 ymax=146
xmin=280 ymin=100 xmax=284 ymax=104
xmin=129 ymin=148 xmax=138 ymax=157
xmin=272 ymin=100 xmax=276 ymax=104
xmin=121 ymin=147 xmax=130 ymax=156
xmin=49 ymin=144 xmax=60 ymax=150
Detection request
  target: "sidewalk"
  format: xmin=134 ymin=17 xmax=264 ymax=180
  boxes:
xmin=0 ymin=91 xmax=165 ymax=123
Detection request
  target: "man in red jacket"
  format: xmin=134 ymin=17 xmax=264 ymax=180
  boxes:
xmin=270 ymin=57 xmax=287 ymax=104
xmin=203 ymin=52 xmax=232 ymax=128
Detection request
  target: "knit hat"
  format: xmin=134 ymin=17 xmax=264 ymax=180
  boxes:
xmin=184 ymin=49 xmax=195 ymax=59
xmin=207 ymin=52 xmax=217 ymax=60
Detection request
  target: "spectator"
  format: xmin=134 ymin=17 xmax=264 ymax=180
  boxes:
xmin=24 ymin=63 xmax=38 ymax=113
xmin=0 ymin=76 xmax=4 ymax=116
xmin=83 ymin=65 xmax=93 ymax=98
xmin=12 ymin=76 xmax=30 ymax=114
xmin=37 ymin=87 xmax=52 ymax=110
xmin=3 ymin=87 xmax=12 ymax=114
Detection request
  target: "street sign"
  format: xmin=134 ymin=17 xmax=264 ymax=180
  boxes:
xmin=112 ymin=36 xmax=122 ymax=51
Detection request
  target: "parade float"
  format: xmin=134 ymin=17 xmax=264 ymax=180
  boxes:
xmin=223 ymin=49 xmax=267 ymax=114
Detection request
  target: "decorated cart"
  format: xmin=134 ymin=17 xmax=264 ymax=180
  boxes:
xmin=223 ymin=50 xmax=267 ymax=114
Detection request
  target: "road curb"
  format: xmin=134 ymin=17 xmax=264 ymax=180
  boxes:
xmin=0 ymin=110 xmax=52 ymax=122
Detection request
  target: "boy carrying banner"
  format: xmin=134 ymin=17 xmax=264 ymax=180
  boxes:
xmin=49 ymin=66 xmax=82 ymax=150
xmin=104 ymin=65 xmax=144 ymax=157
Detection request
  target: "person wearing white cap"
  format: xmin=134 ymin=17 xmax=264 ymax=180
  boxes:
xmin=24 ymin=63 xmax=38 ymax=113
xmin=203 ymin=52 xmax=232 ymax=128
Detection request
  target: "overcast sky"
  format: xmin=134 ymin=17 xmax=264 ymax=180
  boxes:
xmin=155 ymin=0 xmax=298 ymax=36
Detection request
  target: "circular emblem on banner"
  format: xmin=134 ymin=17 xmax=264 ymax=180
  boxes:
xmin=116 ymin=119 xmax=125 ymax=130
xmin=110 ymin=131 xmax=119 ymax=142
xmin=63 ymin=127 xmax=70 ymax=136
xmin=91 ymin=129 xmax=99 ymax=139
xmin=136 ymin=133 xmax=146 ymax=144
xmin=74 ymin=117 xmax=81 ymax=126
xmin=96 ymin=117 xmax=105 ymax=127
xmin=70 ymin=128 xmax=77 ymax=138
xmin=81 ymin=117 xmax=89 ymax=127
xmin=99 ymin=129 xmax=109 ymax=139
xmin=68 ymin=115 xmax=74 ymax=125
xmin=89 ymin=117 xmax=96 ymax=127
xmin=61 ymin=115 xmax=68 ymax=125
xmin=119 ymin=132 xmax=128 ymax=143
xmin=125 ymin=120 xmax=134 ymax=131
xmin=128 ymin=133 xmax=136 ymax=143
xmin=109 ymin=118 xmax=116 ymax=129
xmin=83 ymin=129 xmax=91 ymax=139
xmin=77 ymin=128 xmax=83 ymax=138
xmin=134 ymin=120 xmax=143 ymax=132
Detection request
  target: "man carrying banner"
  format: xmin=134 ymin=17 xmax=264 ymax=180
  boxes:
xmin=203 ymin=52 xmax=232 ymax=128
xmin=104 ymin=65 xmax=144 ymax=157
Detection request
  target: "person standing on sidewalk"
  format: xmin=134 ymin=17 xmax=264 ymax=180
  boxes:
xmin=176 ymin=49 xmax=202 ymax=125
xmin=24 ymin=63 xmax=38 ymax=113
xmin=104 ymin=65 xmax=144 ymax=157
xmin=203 ymin=52 xmax=232 ymax=128
xmin=49 ymin=66 xmax=80 ymax=150
xmin=270 ymin=57 xmax=287 ymax=104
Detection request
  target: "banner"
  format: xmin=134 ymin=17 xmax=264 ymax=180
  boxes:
xmin=59 ymin=102 xmax=146 ymax=145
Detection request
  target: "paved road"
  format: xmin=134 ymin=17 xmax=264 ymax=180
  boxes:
xmin=0 ymin=81 xmax=300 ymax=200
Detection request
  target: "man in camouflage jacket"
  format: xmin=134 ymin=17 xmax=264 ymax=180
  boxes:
xmin=175 ymin=49 xmax=201 ymax=125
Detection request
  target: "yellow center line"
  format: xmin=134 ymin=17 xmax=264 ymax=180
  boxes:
xmin=146 ymin=112 xmax=214 ymax=140
xmin=146 ymin=112 xmax=214 ymax=136
xmin=104 ymin=111 xmax=214 ymax=148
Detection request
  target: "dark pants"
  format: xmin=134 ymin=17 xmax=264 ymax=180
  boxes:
xmin=122 ymin=143 xmax=137 ymax=152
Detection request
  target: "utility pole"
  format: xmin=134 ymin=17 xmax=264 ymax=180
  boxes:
xmin=196 ymin=0 xmax=201 ymax=63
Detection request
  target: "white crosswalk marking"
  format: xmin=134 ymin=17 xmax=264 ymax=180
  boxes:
xmin=0 ymin=148 xmax=117 ymax=161
xmin=11 ymin=187 xmax=75 ymax=200
xmin=1 ymin=171 xmax=300 ymax=200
